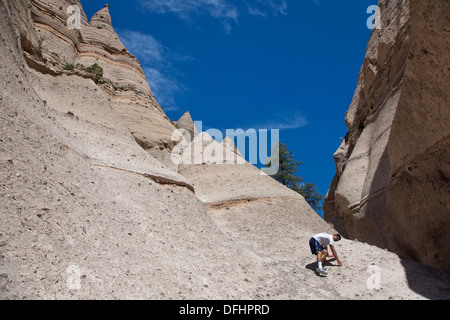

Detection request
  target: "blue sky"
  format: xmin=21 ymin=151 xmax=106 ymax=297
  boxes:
xmin=80 ymin=0 xmax=376 ymax=213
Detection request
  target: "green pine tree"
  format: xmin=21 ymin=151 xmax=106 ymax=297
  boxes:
xmin=294 ymin=182 xmax=324 ymax=212
xmin=265 ymin=142 xmax=324 ymax=212
xmin=267 ymin=142 xmax=303 ymax=188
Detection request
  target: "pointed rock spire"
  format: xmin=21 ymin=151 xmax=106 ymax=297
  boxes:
xmin=221 ymin=136 xmax=245 ymax=163
xmin=173 ymin=111 xmax=198 ymax=141
xmin=90 ymin=4 xmax=113 ymax=30
xmin=222 ymin=136 xmax=243 ymax=157
xmin=178 ymin=111 xmax=193 ymax=125
xmin=85 ymin=4 xmax=126 ymax=52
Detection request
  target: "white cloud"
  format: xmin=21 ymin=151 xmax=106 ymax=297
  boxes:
xmin=245 ymin=0 xmax=288 ymax=17
xmin=252 ymin=111 xmax=308 ymax=130
xmin=138 ymin=0 xmax=238 ymax=21
xmin=118 ymin=30 xmax=164 ymax=64
xmin=117 ymin=29 xmax=187 ymax=111
xmin=136 ymin=0 xmax=291 ymax=31
xmin=143 ymin=67 xmax=184 ymax=112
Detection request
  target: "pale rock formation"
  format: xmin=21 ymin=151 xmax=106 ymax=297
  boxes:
xmin=172 ymin=121 xmax=302 ymax=203
xmin=222 ymin=136 xmax=244 ymax=159
xmin=324 ymin=0 xmax=450 ymax=274
xmin=172 ymin=111 xmax=198 ymax=142
xmin=26 ymin=0 xmax=178 ymax=153
xmin=3 ymin=0 xmax=193 ymax=188
xmin=1 ymin=0 xmax=449 ymax=300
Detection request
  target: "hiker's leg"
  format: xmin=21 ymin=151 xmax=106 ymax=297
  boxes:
xmin=324 ymin=249 xmax=335 ymax=261
xmin=317 ymin=250 xmax=327 ymax=263
xmin=316 ymin=250 xmax=329 ymax=273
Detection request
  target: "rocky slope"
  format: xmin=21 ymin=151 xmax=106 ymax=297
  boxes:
xmin=1 ymin=0 xmax=449 ymax=300
xmin=324 ymin=0 xmax=449 ymax=274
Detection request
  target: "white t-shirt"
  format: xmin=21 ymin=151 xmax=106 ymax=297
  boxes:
xmin=313 ymin=233 xmax=334 ymax=248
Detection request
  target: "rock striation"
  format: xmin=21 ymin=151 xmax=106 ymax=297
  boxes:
xmin=26 ymin=0 xmax=178 ymax=153
xmin=324 ymin=0 xmax=449 ymax=274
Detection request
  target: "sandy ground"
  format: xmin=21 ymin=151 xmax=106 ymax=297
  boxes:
xmin=2 ymin=101 xmax=450 ymax=300
xmin=207 ymin=198 xmax=450 ymax=300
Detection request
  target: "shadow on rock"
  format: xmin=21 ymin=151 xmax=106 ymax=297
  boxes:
xmin=401 ymin=258 xmax=450 ymax=300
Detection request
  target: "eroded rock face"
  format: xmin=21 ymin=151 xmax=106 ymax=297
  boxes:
xmin=324 ymin=0 xmax=450 ymax=274
xmin=25 ymin=0 xmax=177 ymax=152
xmin=0 ymin=0 xmax=331 ymax=300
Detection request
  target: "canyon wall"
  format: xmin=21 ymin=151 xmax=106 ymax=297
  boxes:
xmin=324 ymin=0 xmax=449 ymax=274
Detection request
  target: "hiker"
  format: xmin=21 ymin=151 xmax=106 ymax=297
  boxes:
xmin=309 ymin=233 xmax=343 ymax=276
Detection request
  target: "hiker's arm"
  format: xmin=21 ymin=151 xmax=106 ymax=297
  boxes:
xmin=330 ymin=245 xmax=343 ymax=266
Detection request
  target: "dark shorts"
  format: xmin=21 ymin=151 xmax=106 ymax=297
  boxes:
xmin=309 ymin=237 xmax=324 ymax=255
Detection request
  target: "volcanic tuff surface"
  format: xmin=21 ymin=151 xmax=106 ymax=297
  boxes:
xmin=324 ymin=0 xmax=450 ymax=275
xmin=0 ymin=0 xmax=449 ymax=299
